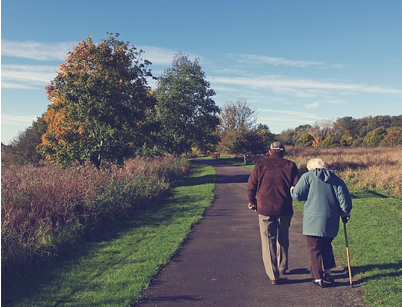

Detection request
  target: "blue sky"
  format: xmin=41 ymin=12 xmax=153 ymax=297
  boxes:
xmin=2 ymin=0 xmax=402 ymax=144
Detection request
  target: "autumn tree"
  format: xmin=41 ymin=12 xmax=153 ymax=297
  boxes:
xmin=218 ymin=99 xmax=256 ymax=155
xmin=218 ymin=98 xmax=257 ymax=132
xmin=381 ymin=127 xmax=402 ymax=146
xmin=333 ymin=117 xmax=358 ymax=141
xmin=217 ymin=99 xmax=274 ymax=155
xmin=296 ymin=133 xmax=315 ymax=146
xmin=277 ymin=128 xmax=296 ymax=146
xmin=154 ymin=52 xmax=220 ymax=155
xmin=293 ymin=124 xmax=312 ymax=142
xmin=339 ymin=130 xmax=354 ymax=147
xmin=320 ymin=135 xmax=336 ymax=148
xmin=38 ymin=33 xmax=154 ymax=168
xmin=362 ymin=127 xmax=386 ymax=147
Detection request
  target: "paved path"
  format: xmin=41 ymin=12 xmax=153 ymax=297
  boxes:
xmin=135 ymin=160 xmax=366 ymax=307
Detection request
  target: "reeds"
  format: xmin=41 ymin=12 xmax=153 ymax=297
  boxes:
xmin=286 ymin=146 xmax=402 ymax=196
xmin=1 ymin=155 xmax=190 ymax=278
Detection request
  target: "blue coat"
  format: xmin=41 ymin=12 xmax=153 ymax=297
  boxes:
xmin=291 ymin=168 xmax=352 ymax=238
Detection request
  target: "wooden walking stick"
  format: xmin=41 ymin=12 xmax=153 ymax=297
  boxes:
xmin=343 ymin=221 xmax=353 ymax=287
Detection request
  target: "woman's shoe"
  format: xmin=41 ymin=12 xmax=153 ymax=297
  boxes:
xmin=323 ymin=273 xmax=335 ymax=284
xmin=312 ymin=279 xmax=325 ymax=288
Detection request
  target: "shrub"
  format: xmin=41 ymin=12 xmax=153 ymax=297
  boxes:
xmin=1 ymin=156 xmax=190 ymax=280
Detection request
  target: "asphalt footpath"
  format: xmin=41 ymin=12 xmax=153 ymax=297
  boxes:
xmin=134 ymin=159 xmax=366 ymax=307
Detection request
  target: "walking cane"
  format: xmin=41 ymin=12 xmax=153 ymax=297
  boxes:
xmin=343 ymin=220 xmax=353 ymax=287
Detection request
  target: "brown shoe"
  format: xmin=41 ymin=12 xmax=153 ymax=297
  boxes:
xmin=270 ymin=279 xmax=279 ymax=285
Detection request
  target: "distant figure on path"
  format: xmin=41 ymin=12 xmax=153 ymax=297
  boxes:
xmin=247 ymin=142 xmax=300 ymax=285
xmin=291 ymin=158 xmax=352 ymax=288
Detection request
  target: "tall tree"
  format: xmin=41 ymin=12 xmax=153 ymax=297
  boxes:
xmin=218 ymin=98 xmax=257 ymax=132
xmin=154 ymin=52 xmax=220 ymax=155
xmin=363 ymin=127 xmax=387 ymax=147
xmin=38 ymin=33 xmax=154 ymax=168
xmin=381 ymin=127 xmax=402 ymax=146
xmin=217 ymin=99 xmax=274 ymax=155
xmin=3 ymin=115 xmax=47 ymax=165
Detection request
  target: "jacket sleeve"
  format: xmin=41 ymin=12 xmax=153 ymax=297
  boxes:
xmin=291 ymin=163 xmax=300 ymax=187
xmin=336 ymin=179 xmax=353 ymax=214
xmin=247 ymin=166 xmax=259 ymax=204
xmin=291 ymin=173 xmax=310 ymax=201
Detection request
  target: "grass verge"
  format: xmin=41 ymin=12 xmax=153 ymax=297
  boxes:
xmin=2 ymin=161 xmax=216 ymax=307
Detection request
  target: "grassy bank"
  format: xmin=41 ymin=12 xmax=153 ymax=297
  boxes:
xmin=2 ymin=161 xmax=216 ymax=306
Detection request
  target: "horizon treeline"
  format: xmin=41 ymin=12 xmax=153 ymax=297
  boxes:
xmin=3 ymin=113 xmax=401 ymax=167
xmin=276 ymin=114 xmax=402 ymax=148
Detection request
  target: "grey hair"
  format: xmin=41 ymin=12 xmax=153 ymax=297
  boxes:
xmin=307 ymin=158 xmax=328 ymax=171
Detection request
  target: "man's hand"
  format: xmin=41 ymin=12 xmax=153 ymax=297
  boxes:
xmin=248 ymin=203 xmax=257 ymax=211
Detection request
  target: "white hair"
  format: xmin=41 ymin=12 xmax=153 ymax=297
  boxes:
xmin=307 ymin=158 xmax=328 ymax=171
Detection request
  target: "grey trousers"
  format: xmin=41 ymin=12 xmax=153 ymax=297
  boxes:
xmin=258 ymin=214 xmax=292 ymax=280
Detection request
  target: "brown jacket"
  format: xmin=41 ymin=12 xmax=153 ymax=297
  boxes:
xmin=247 ymin=151 xmax=300 ymax=216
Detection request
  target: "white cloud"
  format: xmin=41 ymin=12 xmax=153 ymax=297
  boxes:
xmin=1 ymin=64 xmax=57 ymax=88
xmin=258 ymin=108 xmax=321 ymax=120
xmin=233 ymin=54 xmax=324 ymax=68
xmin=1 ymin=40 xmax=75 ymax=61
xmin=0 ymin=82 xmax=37 ymax=90
xmin=139 ymin=46 xmax=177 ymax=66
xmin=1 ymin=114 xmax=38 ymax=126
xmin=256 ymin=108 xmax=323 ymax=132
xmin=305 ymin=102 xmax=321 ymax=109
xmin=209 ymin=75 xmax=402 ymax=97
xmin=303 ymin=99 xmax=346 ymax=110
xmin=139 ymin=46 xmax=202 ymax=67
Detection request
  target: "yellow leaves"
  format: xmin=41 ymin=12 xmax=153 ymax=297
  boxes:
xmin=78 ymin=124 xmax=86 ymax=135
xmin=311 ymin=135 xmax=322 ymax=147
xmin=40 ymin=134 xmax=51 ymax=147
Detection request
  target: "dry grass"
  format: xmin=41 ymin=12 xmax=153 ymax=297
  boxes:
xmin=1 ymin=155 xmax=190 ymax=278
xmin=286 ymin=146 xmax=402 ymax=197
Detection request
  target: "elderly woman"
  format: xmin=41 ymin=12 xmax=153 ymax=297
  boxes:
xmin=290 ymin=158 xmax=352 ymax=288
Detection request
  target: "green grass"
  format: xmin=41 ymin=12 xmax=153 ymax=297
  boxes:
xmin=2 ymin=161 xmax=216 ymax=307
xmin=293 ymin=193 xmax=402 ymax=307
xmin=332 ymin=196 xmax=401 ymax=307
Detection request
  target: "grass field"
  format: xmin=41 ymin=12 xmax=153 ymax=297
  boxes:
xmin=2 ymin=161 xmax=216 ymax=307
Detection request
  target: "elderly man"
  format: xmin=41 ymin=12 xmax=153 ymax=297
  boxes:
xmin=247 ymin=142 xmax=300 ymax=285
